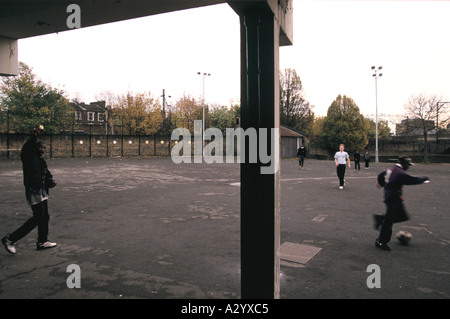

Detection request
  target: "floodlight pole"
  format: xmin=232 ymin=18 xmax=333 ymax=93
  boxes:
xmin=197 ymin=72 xmax=211 ymax=154
xmin=371 ymin=66 xmax=382 ymax=163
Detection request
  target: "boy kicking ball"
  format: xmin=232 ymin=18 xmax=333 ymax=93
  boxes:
xmin=373 ymin=156 xmax=429 ymax=251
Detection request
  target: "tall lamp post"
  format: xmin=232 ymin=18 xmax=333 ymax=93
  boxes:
xmin=371 ymin=66 xmax=382 ymax=163
xmin=197 ymin=72 xmax=211 ymax=153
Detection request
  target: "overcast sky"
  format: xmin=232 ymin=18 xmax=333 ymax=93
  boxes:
xmin=18 ymin=0 xmax=450 ymax=125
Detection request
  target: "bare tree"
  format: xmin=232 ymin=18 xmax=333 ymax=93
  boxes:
xmin=280 ymin=68 xmax=314 ymax=134
xmin=404 ymin=93 xmax=448 ymax=161
xmin=436 ymin=101 xmax=450 ymax=139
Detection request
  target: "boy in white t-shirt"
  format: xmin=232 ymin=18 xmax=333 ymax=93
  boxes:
xmin=334 ymin=144 xmax=351 ymax=189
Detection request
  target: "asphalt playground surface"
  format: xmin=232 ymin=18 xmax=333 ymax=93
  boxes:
xmin=0 ymin=156 xmax=449 ymax=299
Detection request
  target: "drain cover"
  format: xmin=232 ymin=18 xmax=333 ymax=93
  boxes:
xmin=280 ymin=242 xmax=322 ymax=265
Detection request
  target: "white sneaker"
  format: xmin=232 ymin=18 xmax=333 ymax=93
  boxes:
xmin=2 ymin=235 xmax=16 ymax=254
xmin=339 ymin=186 xmax=344 ymax=190
xmin=36 ymin=241 xmax=57 ymax=250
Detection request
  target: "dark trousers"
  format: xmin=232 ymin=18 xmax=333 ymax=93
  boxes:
xmin=336 ymin=164 xmax=346 ymax=186
xmin=9 ymin=200 xmax=49 ymax=243
xmin=355 ymin=159 xmax=360 ymax=170
xmin=365 ymin=159 xmax=370 ymax=168
xmin=377 ymin=199 xmax=409 ymax=244
xmin=299 ymin=156 xmax=305 ymax=167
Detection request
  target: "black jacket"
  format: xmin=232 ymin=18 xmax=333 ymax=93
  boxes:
xmin=378 ymin=164 xmax=428 ymax=203
xmin=297 ymin=147 xmax=306 ymax=157
xmin=21 ymin=139 xmax=53 ymax=195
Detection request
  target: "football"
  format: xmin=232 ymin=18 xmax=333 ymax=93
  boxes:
xmin=396 ymin=230 xmax=412 ymax=245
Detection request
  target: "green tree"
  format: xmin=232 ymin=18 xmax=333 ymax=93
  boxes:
xmin=322 ymin=95 xmax=368 ymax=153
xmin=280 ymin=68 xmax=314 ymax=134
xmin=208 ymin=104 xmax=237 ymax=132
xmin=309 ymin=115 xmax=326 ymax=146
xmin=364 ymin=118 xmax=391 ymax=139
xmin=0 ymin=62 xmax=70 ymax=133
xmin=230 ymin=103 xmax=240 ymax=123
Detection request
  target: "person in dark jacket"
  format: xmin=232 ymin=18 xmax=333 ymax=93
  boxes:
xmin=297 ymin=145 xmax=306 ymax=169
xmin=364 ymin=149 xmax=371 ymax=169
xmin=2 ymin=135 xmax=57 ymax=254
xmin=354 ymin=150 xmax=361 ymax=170
xmin=373 ymin=156 xmax=429 ymax=251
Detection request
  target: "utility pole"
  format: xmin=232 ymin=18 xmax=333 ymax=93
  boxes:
xmin=161 ymin=89 xmax=167 ymax=118
xmin=161 ymin=89 xmax=171 ymax=133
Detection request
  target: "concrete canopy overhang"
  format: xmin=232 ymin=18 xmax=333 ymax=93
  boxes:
xmin=0 ymin=0 xmax=292 ymax=76
xmin=0 ymin=0 xmax=291 ymax=42
xmin=0 ymin=0 xmax=228 ymax=39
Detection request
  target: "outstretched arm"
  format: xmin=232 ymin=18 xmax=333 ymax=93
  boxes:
xmin=402 ymin=174 xmax=429 ymax=185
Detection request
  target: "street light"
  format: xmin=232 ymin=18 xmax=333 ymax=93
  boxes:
xmin=371 ymin=66 xmax=382 ymax=163
xmin=197 ymin=72 xmax=211 ymax=154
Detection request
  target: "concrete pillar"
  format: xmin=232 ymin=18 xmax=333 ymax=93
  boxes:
xmin=0 ymin=37 xmax=18 ymax=76
xmin=231 ymin=3 xmax=281 ymax=299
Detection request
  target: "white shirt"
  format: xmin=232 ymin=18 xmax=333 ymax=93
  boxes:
xmin=334 ymin=151 xmax=349 ymax=165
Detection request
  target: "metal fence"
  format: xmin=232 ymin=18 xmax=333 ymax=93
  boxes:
xmin=0 ymin=132 xmax=243 ymax=160
xmin=309 ymin=137 xmax=450 ymax=163
xmin=0 ymin=133 xmax=177 ymax=160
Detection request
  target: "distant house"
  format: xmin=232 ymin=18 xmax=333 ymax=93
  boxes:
xmin=280 ymin=125 xmax=309 ymax=158
xmin=70 ymin=101 xmax=107 ymax=134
